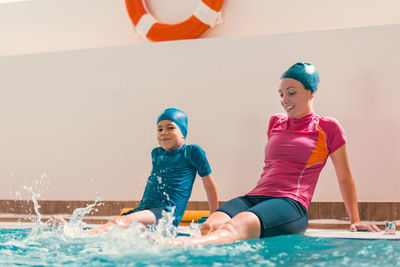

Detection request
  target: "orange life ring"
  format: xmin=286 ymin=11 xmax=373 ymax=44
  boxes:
xmin=125 ymin=0 xmax=224 ymax=42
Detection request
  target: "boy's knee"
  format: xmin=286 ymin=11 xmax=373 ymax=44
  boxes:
xmin=110 ymin=216 xmax=129 ymax=227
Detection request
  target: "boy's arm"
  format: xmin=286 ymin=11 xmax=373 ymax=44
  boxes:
xmin=201 ymin=174 xmax=219 ymax=213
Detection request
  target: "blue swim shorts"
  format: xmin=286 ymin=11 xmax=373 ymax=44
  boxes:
xmin=216 ymin=195 xmax=308 ymax=238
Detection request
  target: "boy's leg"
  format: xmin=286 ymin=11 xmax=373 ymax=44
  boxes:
xmin=119 ymin=209 xmax=158 ymax=225
xmin=85 ymin=210 xmax=157 ymax=234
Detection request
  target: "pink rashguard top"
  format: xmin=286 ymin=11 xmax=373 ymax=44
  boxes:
xmin=247 ymin=113 xmax=346 ymax=210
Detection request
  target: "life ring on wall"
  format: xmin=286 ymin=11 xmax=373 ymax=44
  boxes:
xmin=125 ymin=0 xmax=224 ymax=42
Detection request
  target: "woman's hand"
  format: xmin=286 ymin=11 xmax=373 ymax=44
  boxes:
xmin=349 ymin=222 xmax=381 ymax=232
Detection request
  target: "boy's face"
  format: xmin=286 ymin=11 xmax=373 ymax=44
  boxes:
xmin=157 ymin=120 xmax=185 ymax=151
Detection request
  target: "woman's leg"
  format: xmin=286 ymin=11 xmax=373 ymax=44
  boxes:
xmin=200 ymin=212 xmax=230 ymax=235
xmin=85 ymin=210 xmax=157 ymax=234
xmin=246 ymin=197 xmax=308 ymax=237
xmin=154 ymin=197 xmax=307 ymax=246
xmin=201 ymin=211 xmax=261 ymax=244
xmin=200 ymin=197 xmax=252 ymax=236
xmin=158 ymin=211 xmax=261 ymax=246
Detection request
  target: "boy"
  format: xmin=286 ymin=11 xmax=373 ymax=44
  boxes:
xmin=54 ymin=108 xmax=218 ymax=234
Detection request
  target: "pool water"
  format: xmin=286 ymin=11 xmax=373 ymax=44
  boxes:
xmin=4 ymin=183 xmax=399 ymax=266
xmin=1 ymin=226 xmax=400 ymax=266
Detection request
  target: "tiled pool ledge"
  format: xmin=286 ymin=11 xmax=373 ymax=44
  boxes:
xmin=0 ymin=213 xmax=113 ymax=226
xmin=1 ymin=200 xmax=399 ymax=222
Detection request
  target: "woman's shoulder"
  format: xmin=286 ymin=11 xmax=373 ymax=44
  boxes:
xmin=315 ymin=115 xmax=346 ymax=134
xmin=269 ymin=113 xmax=287 ymax=122
xmin=271 ymin=113 xmax=287 ymax=120
xmin=268 ymin=113 xmax=288 ymax=126
xmin=315 ymin=115 xmax=347 ymax=152
xmin=316 ymin=115 xmax=342 ymax=127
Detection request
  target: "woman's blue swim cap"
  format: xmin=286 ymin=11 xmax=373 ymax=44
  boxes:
xmin=157 ymin=108 xmax=188 ymax=138
xmin=280 ymin=62 xmax=320 ymax=92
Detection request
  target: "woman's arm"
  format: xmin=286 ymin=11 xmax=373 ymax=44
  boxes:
xmin=330 ymin=144 xmax=380 ymax=232
xmin=201 ymin=174 xmax=219 ymax=213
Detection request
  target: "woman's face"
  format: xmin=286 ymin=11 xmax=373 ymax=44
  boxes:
xmin=278 ymin=78 xmax=314 ymax=119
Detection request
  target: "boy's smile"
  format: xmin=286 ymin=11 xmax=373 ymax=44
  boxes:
xmin=157 ymin=120 xmax=185 ymax=151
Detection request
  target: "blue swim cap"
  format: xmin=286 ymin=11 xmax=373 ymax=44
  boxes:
xmin=280 ymin=62 xmax=320 ymax=92
xmin=157 ymin=108 xmax=188 ymax=138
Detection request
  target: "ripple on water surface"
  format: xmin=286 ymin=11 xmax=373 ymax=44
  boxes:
xmin=1 ymin=227 xmax=400 ymax=266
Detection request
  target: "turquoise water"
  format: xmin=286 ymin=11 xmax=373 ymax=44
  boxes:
xmin=1 ymin=227 xmax=400 ymax=266
xmin=5 ymin=182 xmax=399 ymax=266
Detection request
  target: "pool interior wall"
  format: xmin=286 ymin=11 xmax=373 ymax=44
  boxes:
xmin=2 ymin=24 xmax=400 ymax=203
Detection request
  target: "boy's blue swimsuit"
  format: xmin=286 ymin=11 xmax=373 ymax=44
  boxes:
xmin=128 ymin=144 xmax=211 ymax=226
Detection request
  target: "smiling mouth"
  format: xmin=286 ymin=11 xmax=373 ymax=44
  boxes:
xmin=285 ymin=105 xmax=294 ymax=111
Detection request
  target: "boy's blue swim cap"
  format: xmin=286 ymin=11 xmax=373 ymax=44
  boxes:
xmin=157 ymin=108 xmax=188 ymax=138
xmin=280 ymin=62 xmax=320 ymax=92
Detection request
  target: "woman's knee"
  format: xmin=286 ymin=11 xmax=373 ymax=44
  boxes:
xmin=200 ymin=220 xmax=225 ymax=236
xmin=200 ymin=222 xmax=211 ymax=235
xmin=219 ymin=220 xmax=241 ymax=236
xmin=226 ymin=212 xmax=261 ymax=239
xmin=219 ymin=220 xmax=235 ymax=230
xmin=200 ymin=212 xmax=231 ymax=235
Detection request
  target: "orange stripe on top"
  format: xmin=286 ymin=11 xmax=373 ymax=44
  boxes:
xmin=305 ymin=124 xmax=329 ymax=168
xmin=268 ymin=120 xmax=282 ymax=139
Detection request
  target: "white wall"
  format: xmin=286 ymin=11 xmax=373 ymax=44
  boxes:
xmin=1 ymin=0 xmax=400 ymax=56
xmin=1 ymin=23 xmax=399 ymax=202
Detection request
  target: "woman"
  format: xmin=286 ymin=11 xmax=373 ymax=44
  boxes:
xmin=159 ymin=62 xmax=379 ymax=246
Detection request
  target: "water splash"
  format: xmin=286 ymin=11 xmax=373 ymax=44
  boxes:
xmin=186 ymin=221 xmax=202 ymax=238
xmin=0 ymin=174 xmax=318 ymax=266
xmin=155 ymin=174 xmax=171 ymax=202
xmin=3 ymin=231 xmax=400 ymax=267
xmin=19 ymin=173 xmax=51 ymax=234
xmin=23 ymin=185 xmax=45 ymax=234
xmin=15 ymin=174 xmax=104 ymax=239
xmin=57 ymin=199 xmax=103 ymax=237
xmin=153 ymin=208 xmax=177 ymax=238
xmin=4 ymin=178 xmax=400 ymax=266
